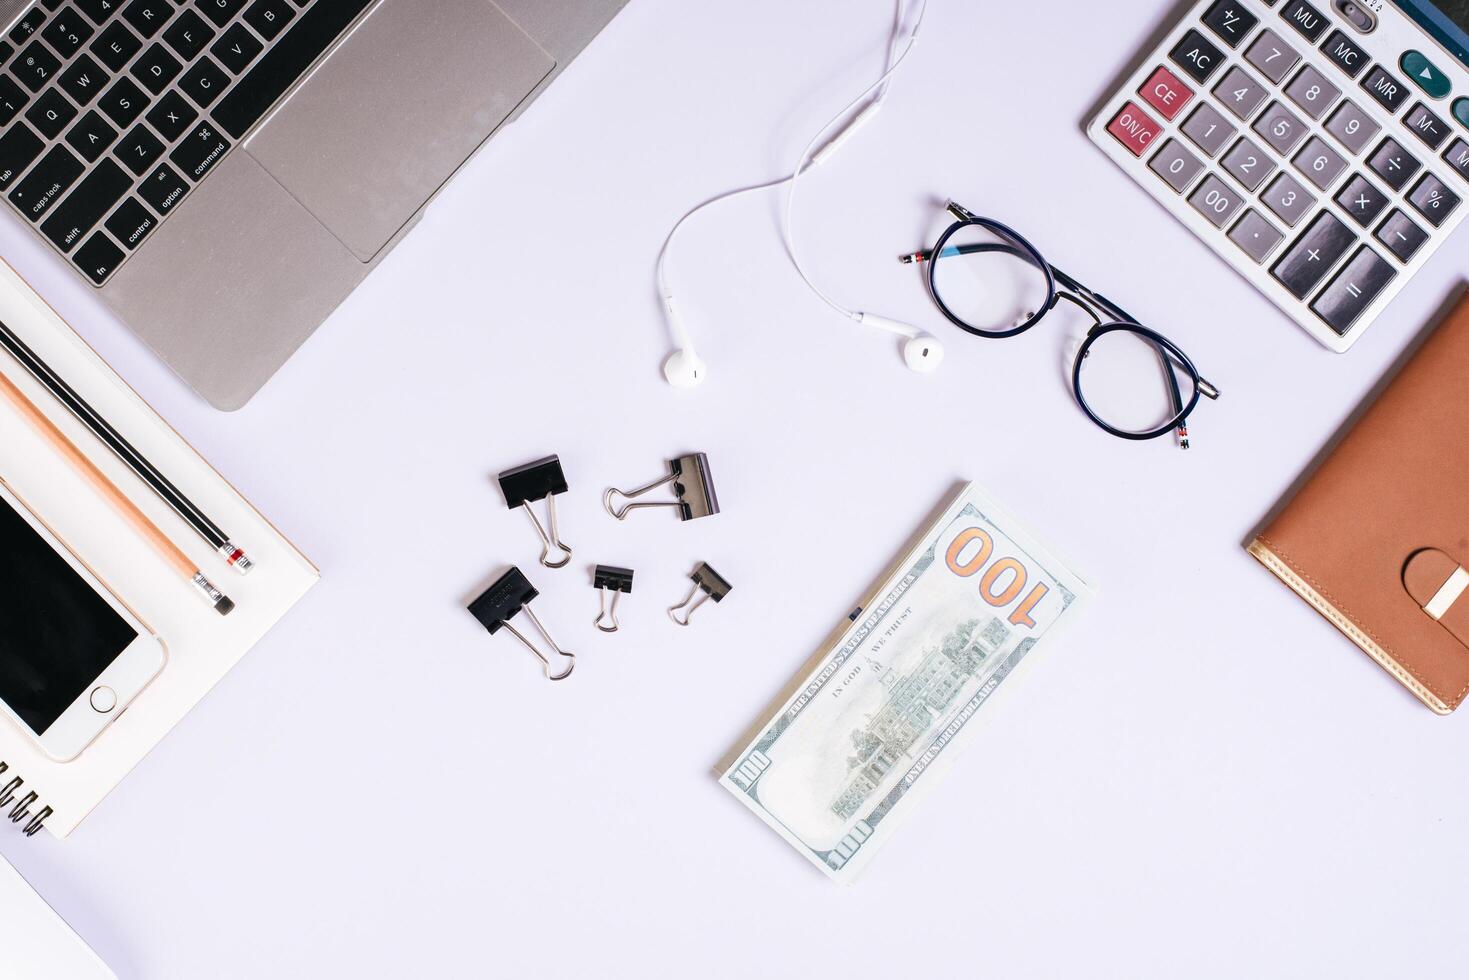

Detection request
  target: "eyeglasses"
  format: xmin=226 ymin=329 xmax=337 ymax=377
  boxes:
xmin=901 ymin=201 xmax=1219 ymax=448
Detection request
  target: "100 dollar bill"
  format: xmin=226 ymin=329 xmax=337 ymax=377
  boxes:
xmin=718 ymin=482 xmax=1094 ymax=882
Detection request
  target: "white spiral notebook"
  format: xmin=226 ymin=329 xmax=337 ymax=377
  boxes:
xmin=0 ymin=258 xmax=318 ymax=838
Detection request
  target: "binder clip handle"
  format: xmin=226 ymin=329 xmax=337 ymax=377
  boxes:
xmin=603 ymin=472 xmax=676 ymax=521
xmin=498 ymin=456 xmax=574 ymax=569
xmin=604 ymin=454 xmax=720 ymax=522
xmin=593 ymin=565 xmax=634 ymax=633
xmin=469 ymin=567 xmax=576 ymax=681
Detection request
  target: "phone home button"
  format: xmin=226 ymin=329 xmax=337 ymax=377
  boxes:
xmin=89 ymin=687 xmax=117 ymax=713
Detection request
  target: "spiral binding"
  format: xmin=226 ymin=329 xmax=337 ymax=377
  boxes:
xmin=0 ymin=762 xmax=51 ymax=837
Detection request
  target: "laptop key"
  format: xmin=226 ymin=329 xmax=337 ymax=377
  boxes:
xmin=137 ymin=160 xmax=186 ymax=213
xmin=115 ymin=122 xmax=163 ymax=174
xmin=179 ymin=55 xmax=228 ymax=108
xmin=1309 ymin=246 xmax=1395 ymax=334
xmin=8 ymin=144 xmax=85 ymax=221
xmin=26 ymin=89 xmax=78 ymax=139
xmin=169 ymin=120 xmax=228 ymax=180
xmin=14 ymin=40 xmax=62 ymax=92
xmin=103 ymin=195 xmax=156 ymax=249
xmin=98 ymin=75 xmax=146 ymax=127
xmin=1271 ymin=210 xmax=1355 ymax=298
xmin=0 ymin=123 xmax=45 ymax=189
xmin=8 ymin=9 xmax=47 ymax=47
xmin=90 ymin=21 xmax=142 ymax=72
xmin=73 ymin=230 xmax=123 ymax=284
xmin=0 ymin=76 xmax=30 ymax=125
xmin=1374 ymin=209 xmax=1427 ymax=262
xmin=42 ymin=7 xmax=95 ymax=57
xmin=40 ymin=156 xmax=130 ymax=251
xmin=64 ymin=109 xmax=118 ymax=161
xmin=197 ymin=0 xmax=249 ymax=29
xmin=146 ymin=88 xmax=196 ymax=140
xmin=244 ymin=0 xmax=294 ymax=41
xmin=211 ymin=22 xmax=262 ymax=74
xmin=130 ymin=42 xmax=182 ymax=94
xmin=59 ymin=53 xmax=109 ymax=106
xmin=212 ymin=0 xmax=375 ymax=139
xmin=75 ymin=0 xmax=122 ymax=25
xmin=162 ymin=9 xmax=214 ymax=60
xmin=122 ymin=0 xmax=176 ymax=39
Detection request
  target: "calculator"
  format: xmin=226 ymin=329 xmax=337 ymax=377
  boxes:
xmin=1088 ymin=0 xmax=1469 ymax=351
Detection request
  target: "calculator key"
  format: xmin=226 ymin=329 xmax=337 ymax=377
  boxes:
xmin=1310 ymin=246 xmax=1395 ymax=334
xmin=1214 ymin=66 xmax=1268 ymax=120
xmin=14 ymin=40 xmax=62 ymax=92
xmin=73 ymin=231 xmax=123 ymax=284
xmin=0 ymin=123 xmax=44 ymax=190
xmin=1188 ymin=173 xmax=1245 ymax=227
xmin=1228 ymin=208 xmax=1284 ymax=262
xmin=1271 ymin=210 xmax=1355 ymax=298
xmin=1366 ymin=138 xmax=1421 ymax=191
xmin=211 ymin=22 xmax=262 ymax=74
xmin=1405 ymin=103 xmax=1450 ymax=151
xmin=137 ymin=161 xmax=187 ymax=214
xmin=25 ymin=89 xmax=77 ymax=140
xmin=115 ymin=123 xmax=162 ymax=174
xmin=1408 ymin=172 xmax=1459 ymax=226
xmin=40 ymin=157 xmax=130 ymax=251
xmin=1106 ymin=102 xmax=1161 ymax=157
xmin=91 ymin=80 xmax=140 ymax=131
xmin=42 ymin=8 xmax=95 ymax=57
xmin=1221 ymin=136 xmax=1275 ymax=190
xmin=1139 ymin=65 xmax=1193 ymax=121
xmin=1334 ymin=173 xmax=1387 ymax=227
xmin=1253 ymin=101 xmax=1306 ymax=153
xmin=1293 ymin=136 xmax=1346 ymax=190
xmin=1361 ymin=66 xmax=1407 ymax=113
xmin=1262 ymin=171 xmax=1315 ymax=226
xmin=90 ymin=21 xmax=141 ymax=72
xmin=1324 ymin=100 xmax=1378 ymax=154
xmin=1169 ymin=29 xmax=1225 ymax=84
xmin=1245 ymin=28 xmax=1300 ymax=84
xmin=1321 ymin=29 xmax=1369 ymax=79
xmin=1401 ymin=51 xmax=1451 ymax=100
xmin=145 ymin=89 xmax=196 ymax=140
xmin=104 ymin=196 xmax=156 ymax=249
xmin=1181 ymin=101 xmax=1236 ymax=157
xmin=1374 ymin=209 xmax=1428 ymax=262
xmin=1149 ymin=139 xmax=1205 ymax=192
xmin=1201 ymin=0 xmax=1258 ymax=48
xmin=64 ymin=109 xmax=117 ymax=162
xmin=1280 ymin=0 xmax=1328 ymax=42
xmin=1284 ymin=65 xmax=1340 ymax=120
xmin=0 ymin=76 xmax=28 ymax=126
xmin=1443 ymin=138 xmax=1469 ymax=182
xmin=8 ymin=144 xmax=84 ymax=221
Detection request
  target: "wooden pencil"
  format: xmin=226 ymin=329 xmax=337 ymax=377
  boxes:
xmin=0 ymin=371 xmax=233 ymax=616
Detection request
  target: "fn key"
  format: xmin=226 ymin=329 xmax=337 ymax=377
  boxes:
xmin=1310 ymin=246 xmax=1395 ymax=335
xmin=74 ymin=232 xmax=123 ymax=285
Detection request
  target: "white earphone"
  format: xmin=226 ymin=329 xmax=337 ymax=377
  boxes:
xmin=657 ymin=0 xmax=936 ymax=388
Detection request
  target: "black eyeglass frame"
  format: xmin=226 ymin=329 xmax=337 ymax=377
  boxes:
xmin=905 ymin=201 xmax=1219 ymax=444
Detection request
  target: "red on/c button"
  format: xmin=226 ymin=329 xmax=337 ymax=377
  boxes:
xmin=1106 ymin=102 xmax=1162 ymax=157
xmin=1138 ymin=65 xmax=1194 ymax=121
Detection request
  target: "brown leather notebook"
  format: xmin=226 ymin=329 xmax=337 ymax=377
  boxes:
xmin=1248 ymin=292 xmax=1469 ymax=714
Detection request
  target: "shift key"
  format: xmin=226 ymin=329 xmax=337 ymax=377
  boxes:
xmin=41 ymin=158 xmax=131 ymax=251
xmin=170 ymin=121 xmax=230 ymax=181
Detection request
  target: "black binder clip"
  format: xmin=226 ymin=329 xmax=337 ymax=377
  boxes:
xmin=469 ymin=566 xmax=575 ymax=681
xmin=668 ymin=562 xmax=732 ymax=626
xmin=498 ymin=455 xmax=573 ymax=568
xmin=604 ymin=453 xmax=720 ymax=522
xmin=593 ymin=565 xmax=634 ymax=633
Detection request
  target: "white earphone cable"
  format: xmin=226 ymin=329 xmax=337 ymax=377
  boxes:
xmin=656 ymin=0 xmax=928 ymax=345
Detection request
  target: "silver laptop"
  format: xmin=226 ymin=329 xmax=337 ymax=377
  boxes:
xmin=0 ymin=0 xmax=626 ymax=409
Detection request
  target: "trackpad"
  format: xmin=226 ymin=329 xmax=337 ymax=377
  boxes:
xmin=246 ymin=0 xmax=554 ymax=261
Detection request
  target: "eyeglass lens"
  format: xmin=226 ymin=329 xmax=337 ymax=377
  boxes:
xmin=1075 ymin=329 xmax=1195 ymax=436
xmin=929 ymin=223 xmax=1049 ymax=335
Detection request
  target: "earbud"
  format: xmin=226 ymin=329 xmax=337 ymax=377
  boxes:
xmin=663 ymin=347 xmax=706 ymax=388
xmin=859 ymin=313 xmax=944 ymax=374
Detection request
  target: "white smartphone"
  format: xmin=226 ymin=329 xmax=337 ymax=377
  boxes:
xmin=0 ymin=479 xmax=166 ymax=762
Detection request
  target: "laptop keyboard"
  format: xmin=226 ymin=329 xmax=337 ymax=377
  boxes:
xmin=0 ymin=0 xmax=372 ymax=286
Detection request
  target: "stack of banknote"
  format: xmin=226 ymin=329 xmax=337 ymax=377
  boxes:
xmin=719 ymin=482 xmax=1094 ymax=882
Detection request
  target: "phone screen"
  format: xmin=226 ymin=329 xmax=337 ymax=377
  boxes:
xmin=0 ymin=495 xmax=137 ymax=735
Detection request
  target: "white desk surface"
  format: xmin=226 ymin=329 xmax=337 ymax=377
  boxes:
xmin=2 ymin=1 xmax=1467 ymax=977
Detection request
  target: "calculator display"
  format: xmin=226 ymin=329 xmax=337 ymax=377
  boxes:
xmin=1394 ymin=1 xmax=1469 ymax=66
